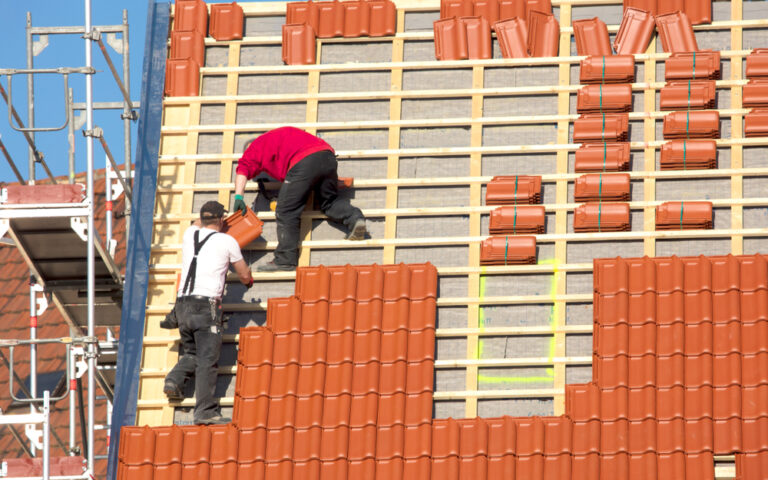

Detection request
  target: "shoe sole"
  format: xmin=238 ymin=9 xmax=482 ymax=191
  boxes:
xmin=347 ymin=220 xmax=367 ymax=241
xmin=163 ymin=386 xmax=183 ymax=401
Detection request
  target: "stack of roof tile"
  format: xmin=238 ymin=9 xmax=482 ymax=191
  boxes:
xmin=580 ymin=56 xmax=636 ymax=84
xmin=488 ymin=205 xmax=545 ymax=234
xmin=655 ymin=11 xmax=699 ymax=53
xmin=660 ymin=139 xmax=717 ymax=170
xmin=745 ymin=109 xmax=768 ymax=137
xmin=574 ymin=143 xmax=631 ymax=173
xmin=574 ymin=173 xmax=631 ymax=202
xmin=573 ymin=203 xmax=631 ymax=233
xmin=745 ymin=48 xmax=768 ymax=78
xmin=623 ymin=0 xmax=712 ymax=24
xmin=479 ymin=235 xmax=537 ymax=265
xmin=743 ymin=79 xmax=768 ymax=107
xmin=117 ymin=252 xmax=768 ymax=479
xmin=434 ymin=16 xmax=492 ymax=60
xmin=166 ymin=0 xmax=209 ymax=96
xmin=655 ymin=201 xmax=713 ymax=229
xmin=613 ymin=7 xmax=654 ymax=55
xmin=665 ymin=51 xmax=721 ymax=81
xmin=285 ymin=0 xmax=396 ymax=38
xmin=577 ymin=84 xmax=633 ymax=114
xmin=573 ymin=114 xmax=630 ymax=143
xmin=485 ymin=175 xmax=542 ymax=205
xmin=659 ymin=80 xmax=716 ymax=110
xmin=663 ymin=111 xmax=720 ymax=139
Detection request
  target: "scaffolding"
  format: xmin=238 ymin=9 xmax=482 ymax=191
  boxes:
xmin=0 ymin=1 xmax=136 ymax=478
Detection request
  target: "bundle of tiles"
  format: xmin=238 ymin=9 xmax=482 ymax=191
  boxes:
xmin=743 ymin=79 xmax=768 ymax=107
xmin=479 ymin=235 xmax=537 ymax=265
xmin=488 ymin=205 xmax=545 ymax=235
xmin=665 ymin=50 xmax=721 ymax=81
xmin=745 ymin=48 xmax=768 ymax=78
xmin=485 ymin=175 xmax=542 ymax=205
xmin=663 ymin=110 xmax=720 ymax=139
xmin=573 ymin=113 xmax=629 ymax=143
xmin=574 ymin=143 xmax=631 ymax=172
xmin=576 ymin=84 xmax=633 ymax=113
xmin=655 ymin=201 xmax=713 ymax=230
xmin=573 ymin=173 xmax=631 ymax=202
xmin=660 ymin=139 xmax=717 ymax=170
xmin=659 ymin=80 xmax=716 ymax=110
xmin=579 ymin=55 xmax=635 ymax=84
xmin=745 ymin=109 xmax=768 ymax=137
xmin=573 ymin=202 xmax=630 ymax=233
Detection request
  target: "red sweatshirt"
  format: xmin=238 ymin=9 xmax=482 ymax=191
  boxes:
xmin=235 ymin=127 xmax=334 ymax=182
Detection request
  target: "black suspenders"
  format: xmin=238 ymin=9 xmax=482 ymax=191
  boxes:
xmin=181 ymin=230 xmax=217 ymax=296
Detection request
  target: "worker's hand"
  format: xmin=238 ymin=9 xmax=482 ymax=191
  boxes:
xmin=233 ymin=194 xmax=247 ymax=216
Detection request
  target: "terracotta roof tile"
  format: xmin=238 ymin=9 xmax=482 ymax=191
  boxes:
xmin=573 ymin=202 xmax=631 ymax=233
xmin=574 ymin=142 xmax=631 ymax=172
xmin=573 ymin=113 xmax=630 ymax=143
xmin=746 ymin=49 xmax=768 ymax=79
xmin=527 ymin=10 xmax=559 ymax=57
xmin=572 ymin=17 xmax=611 ymax=56
xmin=656 ymin=11 xmax=699 ymax=53
xmin=488 ymin=205 xmax=546 ymax=234
xmin=173 ymin=0 xmax=208 ymax=36
xmin=282 ymin=23 xmax=316 ymax=66
xmin=665 ymin=51 xmax=721 ymax=81
xmin=208 ymin=2 xmax=244 ymax=41
xmin=577 ymin=84 xmax=633 ymax=114
xmin=573 ymin=173 xmax=631 ymax=202
xmin=745 ymin=108 xmax=768 ymax=137
xmin=660 ymin=80 xmax=717 ymax=110
xmin=479 ymin=235 xmax=538 ymax=265
xmin=660 ymin=139 xmax=717 ymax=170
xmin=614 ymin=7 xmax=654 ymax=55
xmin=169 ymin=30 xmax=204 ymax=68
xmin=493 ymin=18 xmax=529 ymax=59
xmin=663 ymin=110 xmax=720 ymax=139
xmin=485 ymin=175 xmax=542 ymax=205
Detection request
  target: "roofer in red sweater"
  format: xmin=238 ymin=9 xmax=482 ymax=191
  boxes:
xmin=232 ymin=126 xmax=368 ymax=272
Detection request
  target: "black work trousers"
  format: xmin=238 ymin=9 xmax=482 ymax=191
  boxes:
xmin=274 ymin=149 xmax=363 ymax=266
xmin=164 ymin=296 xmax=223 ymax=423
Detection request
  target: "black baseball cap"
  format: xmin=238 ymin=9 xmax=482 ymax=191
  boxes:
xmin=200 ymin=201 xmax=227 ymax=219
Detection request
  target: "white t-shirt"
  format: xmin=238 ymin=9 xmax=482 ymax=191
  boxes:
xmin=177 ymin=226 xmax=244 ymax=299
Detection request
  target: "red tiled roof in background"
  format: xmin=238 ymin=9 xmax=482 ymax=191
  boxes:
xmin=660 ymin=139 xmax=717 ymax=170
xmin=488 ymin=205 xmax=545 ymax=234
xmin=659 ymin=80 xmax=716 ymax=110
xmin=118 ymin=254 xmax=768 ymax=479
xmin=282 ymin=23 xmax=316 ymax=66
xmin=573 ymin=202 xmax=630 ymax=233
xmin=664 ymin=50 xmax=722 ymax=81
xmin=655 ymin=11 xmax=699 ymax=53
xmin=479 ymin=236 xmax=537 ymax=265
xmin=527 ymin=10 xmax=559 ymax=58
xmin=613 ymin=7 xmax=654 ymax=55
xmin=577 ymin=84 xmax=633 ymax=114
xmin=580 ymin=55 xmax=636 ymax=84
xmin=572 ymin=17 xmax=611 ymax=57
xmin=574 ymin=142 xmax=631 ymax=172
xmin=169 ymin=30 xmax=205 ymax=68
xmin=663 ymin=110 xmax=720 ymax=139
xmin=485 ymin=175 xmax=542 ymax=205
xmin=173 ymin=0 xmax=208 ymax=36
xmin=208 ymin=2 xmax=244 ymax=41
xmin=572 ymin=113 xmax=630 ymax=143
xmin=743 ymin=79 xmax=768 ymax=108
xmin=745 ymin=109 xmax=768 ymax=138
xmin=493 ymin=18 xmax=529 ymax=59
xmin=746 ymin=49 xmax=768 ymax=79
xmin=0 ymin=173 xmax=126 ymax=477
xmin=655 ymin=200 xmax=713 ymax=229
xmin=573 ymin=173 xmax=631 ymax=202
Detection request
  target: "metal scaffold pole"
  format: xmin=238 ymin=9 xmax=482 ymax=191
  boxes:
xmin=84 ymin=0 xmax=96 ymax=474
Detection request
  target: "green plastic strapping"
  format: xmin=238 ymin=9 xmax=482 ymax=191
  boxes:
xmin=598 ymin=172 xmax=603 ymax=202
xmin=683 ymin=140 xmax=687 ymax=170
xmin=603 ymin=142 xmax=607 ymax=172
xmin=687 ymin=79 xmax=692 ymax=109
xmin=514 ymin=175 xmax=519 ymax=203
xmin=680 ymin=201 xmax=685 ymax=230
xmin=598 ymin=202 xmax=602 ymax=232
xmin=513 ymin=203 xmax=518 ymax=234
xmin=686 ymin=109 xmax=690 ymax=139
xmin=602 ymin=56 xmax=606 ymax=83
xmin=599 ymin=83 xmax=603 ymax=112
xmin=692 ymin=51 xmax=696 ymax=80
xmin=602 ymin=112 xmax=606 ymax=142
xmin=504 ymin=235 xmax=509 ymax=266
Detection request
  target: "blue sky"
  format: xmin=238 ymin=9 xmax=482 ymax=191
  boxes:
xmin=0 ymin=1 xmax=153 ymax=183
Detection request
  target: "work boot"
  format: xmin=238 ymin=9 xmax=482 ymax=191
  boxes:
xmin=346 ymin=218 xmax=368 ymax=241
xmin=257 ymin=260 xmax=296 ymax=272
xmin=195 ymin=414 xmax=231 ymax=425
xmin=163 ymin=382 xmax=183 ymax=402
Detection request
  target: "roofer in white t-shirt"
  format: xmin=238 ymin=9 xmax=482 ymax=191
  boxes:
xmin=163 ymin=200 xmax=254 ymax=425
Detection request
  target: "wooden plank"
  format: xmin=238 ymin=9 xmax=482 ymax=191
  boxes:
xmin=383 ymin=10 xmax=406 ymax=265
xmin=643 ymin=37 xmax=657 ymax=257
xmin=731 ymin=0 xmax=744 ymax=255
xmin=298 ymin=45 xmax=322 ymax=267
xmin=218 ymin=43 xmax=241 ymax=207
xmin=465 ymin=65 xmax=484 ymax=418
xmin=552 ymin=1 xmax=572 ymax=416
